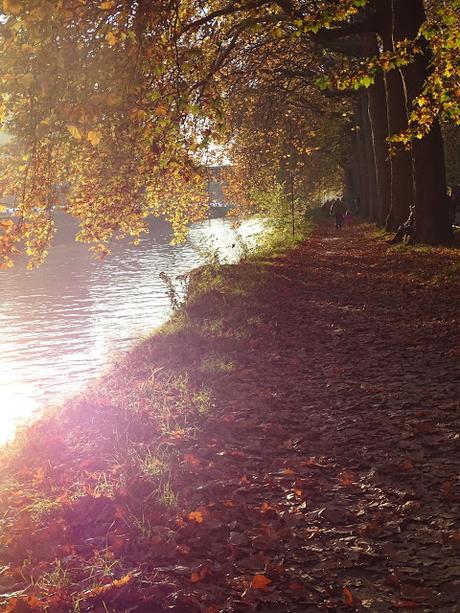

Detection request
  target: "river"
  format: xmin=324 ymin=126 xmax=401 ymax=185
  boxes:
xmin=0 ymin=213 xmax=263 ymax=444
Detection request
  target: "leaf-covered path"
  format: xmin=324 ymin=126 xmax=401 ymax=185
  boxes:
xmin=163 ymin=223 xmax=460 ymax=611
xmin=1 ymin=223 xmax=460 ymax=612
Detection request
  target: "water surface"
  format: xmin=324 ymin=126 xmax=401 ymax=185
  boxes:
xmin=0 ymin=214 xmax=262 ymax=443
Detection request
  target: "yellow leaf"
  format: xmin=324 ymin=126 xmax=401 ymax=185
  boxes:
xmin=67 ymin=124 xmax=82 ymax=140
xmin=251 ymin=574 xmax=272 ymax=589
xmin=155 ymin=104 xmax=168 ymax=117
xmin=188 ymin=510 xmax=203 ymax=523
xmin=106 ymin=31 xmax=117 ymax=45
xmin=3 ymin=0 xmax=22 ymax=15
xmin=100 ymin=1 xmax=115 ymax=8
xmin=113 ymin=574 xmax=132 ymax=588
xmin=87 ymin=130 xmax=101 ymax=146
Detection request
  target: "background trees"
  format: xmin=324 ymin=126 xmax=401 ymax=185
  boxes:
xmin=0 ymin=0 xmax=458 ymax=267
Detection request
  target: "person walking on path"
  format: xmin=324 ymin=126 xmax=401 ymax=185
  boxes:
xmin=331 ymin=198 xmax=346 ymax=230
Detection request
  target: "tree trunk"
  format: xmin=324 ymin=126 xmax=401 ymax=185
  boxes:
xmin=376 ymin=0 xmax=413 ymax=230
xmin=393 ymin=0 xmax=453 ymax=244
xmin=361 ymin=32 xmax=391 ymax=226
xmin=354 ymin=95 xmax=370 ymax=216
xmin=368 ymin=73 xmax=392 ymax=226
xmin=361 ymin=88 xmax=378 ymax=220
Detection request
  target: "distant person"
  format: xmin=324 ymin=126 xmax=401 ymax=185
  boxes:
xmin=387 ymin=205 xmax=415 ymax=244
xmin=322 ymin=200 xmax=332 ymax=216
xmin=447 ymin=188 xmax=456 ymax=225
xmin=353 ymin=196 xmax=361 ymax=214
xmin=345 ymin=209 xmax=353 ymax=227
xmin=451 ymin=184 xmax=460 ymax=225
xmin=331 ymin=198 xmax=346 ymax=230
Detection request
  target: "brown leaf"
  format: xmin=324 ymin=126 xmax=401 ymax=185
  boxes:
xmin=339 ymin=470 xmax=355 ymax=487
xmin=251 ymin=574 xmax=272 ymax=589
xmin=393 ymin=599 xmax=422 ymax=609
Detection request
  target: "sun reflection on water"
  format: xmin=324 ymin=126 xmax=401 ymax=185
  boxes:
xmin=0 ymin=381 xmax=38 ymax=445
xmin=0 ymin=217 xmax=265 ymax=445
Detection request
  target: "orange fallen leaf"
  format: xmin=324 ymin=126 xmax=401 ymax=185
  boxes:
xmin=169 ymin=428 xmax=186 ymax=439
xmin=400 ymin=459 xmax=414 ymax=472
xmin=108 ymin=533 xmax=129 ymax=554
xmin=191 ymin=567 xmax=208 ymax=583
xmin=184 ymin=453 xmax=201 ymax=467
xmin=188 ymin=510 xmax=204 ymax=523
xmin=282 ymin=467 xmax=295 ymax=475
xmin=441 ymin=480 xmax=453 ymax=497
xmin=452 ymin=530 xmax=460 ymax=545
xmin=91 ymin=574 xmax=133 ymax=596
xmin=251 ymin=574 xmax=272 ymax=589
xmin=343 ymin=586 xmax=354 ymax=606
xmin=288 ymin=581 xmax=304 ymax=590
xmin=4 ymin=596 xmax=43 ymax=612
xmin=393 ymin=599 xmax=421 ymax=608
xmin=339 ymin=470 xmax=355 ymax=487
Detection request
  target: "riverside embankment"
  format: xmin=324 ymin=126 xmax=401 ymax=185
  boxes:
xmin=0 ymin=221 xmax=459 ymax=612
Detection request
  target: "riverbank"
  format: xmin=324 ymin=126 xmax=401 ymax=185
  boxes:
xmin=1 ymin=220 xmax=459 ymax=612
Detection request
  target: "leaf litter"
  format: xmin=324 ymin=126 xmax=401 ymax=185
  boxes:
xmin=0 ymin=222 xmax=459 ymax=611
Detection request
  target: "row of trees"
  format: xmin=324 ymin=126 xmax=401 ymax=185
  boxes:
xmin=0 ymin=0 xmax=458 ymax=267
xmin=338 ymin=0 xmax=458 ymax=244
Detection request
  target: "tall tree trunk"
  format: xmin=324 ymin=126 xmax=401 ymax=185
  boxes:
xmin=376 ymin=0 xmax=413 ymax=230
xmin=362 ymin=32 xmax=391 ymax=226
xmin=354 ymin=95 xmax=370 ymax=216
xmin=368 ymin=73 xmax=392 ymax=226
xmin=360 ymin=88 xmax=378 ymax=220
xmin=393 ymin=0 xmax=453 ymax=244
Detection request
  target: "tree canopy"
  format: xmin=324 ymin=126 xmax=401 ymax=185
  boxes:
xmin=0 ymin=0 xmax=459 ymax=267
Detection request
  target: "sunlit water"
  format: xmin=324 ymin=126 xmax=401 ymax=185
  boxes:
xmin=0 ymin=214 xmax=263 ymax=444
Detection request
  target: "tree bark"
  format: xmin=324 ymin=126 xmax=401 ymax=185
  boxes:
xmin=367 ymin=72 xmax=392 ymax=226
xmin=375 ymin=0 xmax=413 ymax=230
xmin=361 ymin=32 xmax=391 ymax=225
xmin=360 ymin=88 xmax=378 ymax=220
xmin=354 ymin=95 xmax=370 ymax=215
xmin=393 ymin=0 xmax=453 ymax=244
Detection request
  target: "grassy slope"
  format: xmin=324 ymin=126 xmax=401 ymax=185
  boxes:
xmin=0 ymin=217 xmax=310 ymax=612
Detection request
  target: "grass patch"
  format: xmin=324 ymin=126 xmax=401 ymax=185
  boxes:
xmin=200 ymin=353 xmax=235 ymax=373
xmin=431 ymin=262 xmax=460 ymax=285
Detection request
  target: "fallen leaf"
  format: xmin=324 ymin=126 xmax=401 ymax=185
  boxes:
xmin=251 ymin=574 xmax=272 ymax=589
xmin=188 ymin=510 xmax=204 ymax=523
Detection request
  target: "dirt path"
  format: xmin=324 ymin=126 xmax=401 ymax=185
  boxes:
xmin=163 ymin=223 xmax=460 ymax=612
